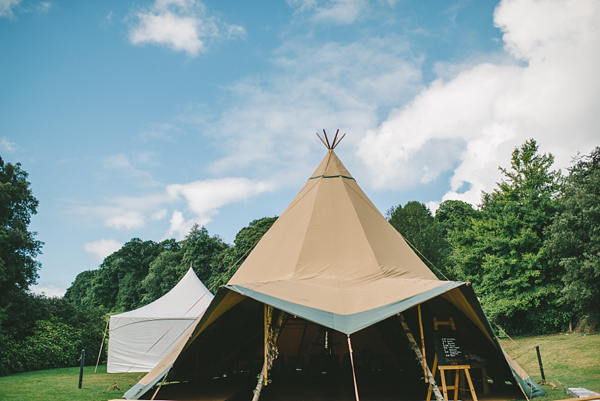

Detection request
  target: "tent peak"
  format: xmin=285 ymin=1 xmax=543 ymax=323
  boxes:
xmin=316 ymin=129 xmax=346 ymax=150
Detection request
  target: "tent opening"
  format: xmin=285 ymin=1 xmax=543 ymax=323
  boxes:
xmin=140 ymin=297 xmax=523 ymax=401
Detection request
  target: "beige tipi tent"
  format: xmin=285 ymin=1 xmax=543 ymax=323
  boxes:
xmin=124 ymin=134 xmax=543 ymax=400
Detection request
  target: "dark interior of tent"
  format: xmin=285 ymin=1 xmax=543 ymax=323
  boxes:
xmin=142 ymin=296 xmax=523 ymax=401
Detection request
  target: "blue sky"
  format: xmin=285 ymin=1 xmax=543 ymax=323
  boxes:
xmin=1 ymin=0 xmax=598 ymax=297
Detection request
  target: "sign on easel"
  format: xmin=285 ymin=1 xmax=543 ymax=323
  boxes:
xmin=433 ymin=331 xmax=467 ymax=365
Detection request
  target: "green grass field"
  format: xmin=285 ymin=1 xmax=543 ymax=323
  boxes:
xmin=499 ymin=333 xmax=600 ymax=400
xmin=0 ymin=333 xmax=598 ymax=401
xmin=0 ymin=364 xmax=141 ymax=401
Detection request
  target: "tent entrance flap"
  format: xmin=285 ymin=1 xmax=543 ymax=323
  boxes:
xmin=138 ymin=298 xmax=525 ymax=401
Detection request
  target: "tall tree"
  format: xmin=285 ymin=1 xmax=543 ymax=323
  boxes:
xmin=0 ymin=157 xmax=44 ymax=360
xmin=140 ymin=239 xmax=183 ymax=304
xmin=0 ymin=157 xmax=43 ymax=296
xmin=545 ymin=147 xmax=600 ymax=325
xmin=181 ymin=225 xmax=228 ymax=287
xmin=63 ymin=269 xmax=98 ymax=309
xmin=388 ymin=201 xmax=450 ymax=279
xmin=435 ymin=200 xmax=481 ymax=279
xmin=453 ymin=139 xmax=566 ymax=333
xmin=88 ymin=238 xmax=164 ymax=311
xmin=436 ymin=200 xmax=480 ymax=235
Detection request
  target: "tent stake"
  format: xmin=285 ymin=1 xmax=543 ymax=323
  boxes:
xmin=399 ymin=313 xmax=444 ymax=401
xmin=347 ymin=334 xmax=361 ymax=401
xmin=78 ymin=349 xmax=85 ymax=389
xmin=535 ymin=345 xmax=547 ymax=384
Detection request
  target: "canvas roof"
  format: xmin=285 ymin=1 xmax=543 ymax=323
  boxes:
xmin=108 ymin=268 xmax=213 ymax=373
xmin=112 ymin=267 xmax=213 ymax=324
xmin=228 ymin=149 xmax=447 ymax=319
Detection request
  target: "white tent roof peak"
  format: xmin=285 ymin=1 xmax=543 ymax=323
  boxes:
xmin=108 ymin=268 xmax=214 ymax=373
xmin=115 ymin=267 xmax=212 ymax=320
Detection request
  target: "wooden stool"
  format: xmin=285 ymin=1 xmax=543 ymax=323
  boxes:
xmin=438 ymin=365 xmax=478 ymax=401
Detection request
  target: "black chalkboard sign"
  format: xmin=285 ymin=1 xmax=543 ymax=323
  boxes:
xmin=433 ymin=330 xmax=467 ymax=365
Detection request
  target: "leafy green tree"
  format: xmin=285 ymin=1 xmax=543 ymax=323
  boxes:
xmin=0 ymin=157 xmax=43 ymax=296
xmin=545 ymin=147 xmax=600 ymax=325
xmin=141 ymin=239 xmax=184 ymax=304
xmin=0 ymin=157 xmax=46 ymax=374
xmin=453 ymin=139 xmax=566 ymax=333
xmin=0 ymin=293 xmax=105 ymax=375
xmin=63 ymin=269 xmax=98 ymax=309
xmin=88 ymin=238 xmax=164 ymax=311
xmin=209 ymin=217 xmax=277 ymax=289
xmin=435 ymin=200 xmax=481 ymax=279
xmin=387 ymin=201 xmax=450 ymax=279
xmin=181 ymin=225 xmax=228 ymax=288
xmin=436 ymin=200 xmax=480 ymax=234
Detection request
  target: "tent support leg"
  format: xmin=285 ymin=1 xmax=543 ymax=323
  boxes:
xmin=418 ymin=304 xmax=428 ymax=383
xmin=398 ymin=313 xmax=444 ymax=401
xmin=252 ymin=307 xmax=285 ymax=401
xmin=95 ymin=317 xmax=109 ymax=373
xmin=347 ymin=334 xmax=361 ymax=401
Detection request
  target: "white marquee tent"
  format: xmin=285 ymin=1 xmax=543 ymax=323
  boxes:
xmin=107 ymin=268 xmax=214 ymax=373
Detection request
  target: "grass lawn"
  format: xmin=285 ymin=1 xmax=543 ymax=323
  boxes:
xmin=0 ymin=333 xmax=598 ymax=401
xmin=0 ymin=364 xmax=142 ymax=401
xmin=499 ymin=332 xmax=600 ymax=400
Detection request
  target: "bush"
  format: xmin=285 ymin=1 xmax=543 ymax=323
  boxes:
xmin=0 ymin=293 xmax=106 ymax=375
xmin=20 ymin=319 xmax=81 ymax=371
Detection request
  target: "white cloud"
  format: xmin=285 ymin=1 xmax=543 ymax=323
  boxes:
xmin=72 ymin=195 xmax=166 ymax=231
xmin=105 ymin=210 xmax=145 ymax=230
xmin=138 ymin=122 xmax=177 ymax=142
xmin=357 ymin=0 xmax=600 ymax=207
xmin=101 ymin=152 xmax=161 ymax=187
xmin=288 ymin=0 xmax=368 ymax=24
xmin=36 ymin=1 xmax=50 ymax=13
xmin=151 ymin=208 xmax=168 ymax=221
xmin=84 ymin=238 xmax=123 ymax=261
xmin=167 ymin=177 xmax=274 ymax=235
xmin=0 ymin=0 xmax=50 ymax=18
xmin=166 ymin=210 xmax=194 ymax=239
xmin=0 ymin=0 xmax=21 ymax=18
xmin=128 ymin=0 xmax=245 ymax=57
xmin=287 ymin=0 xmax=316 ymax=14
xmin=189 ymin=36 xmax=422 ymax=179
xmin=72 ymin=177 xmax=272 ymax=239
xmin=0 ymin=137 xmax=16 ymax=152
xmin=312 ymin=0 xmax=368 ymax=24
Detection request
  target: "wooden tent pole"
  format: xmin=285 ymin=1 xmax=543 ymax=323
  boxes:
xmin=252 ymin=307 xmax=284 ymax=401
xmin=95 ymin=317 xmax=109 ymax=373
xmin=418 ymin=304 xmax=428 ymax=383
xmin=347 ymin=334 xmax=361 ymax=401
xmin=398 ymin=313 xmax=444 ymax=401
xmin=264 ymin=304 xmax=269 ymax=385
xmin=323 ymin=129 xmax=331 ymax=149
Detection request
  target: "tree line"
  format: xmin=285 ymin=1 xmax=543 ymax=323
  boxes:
xmin=0 ymin=139 xmax=598 ymax=375
xmin=64 ymin=217 xmax=277 ymax=312
xmin=388 ymin=140 xmax=599 ymax=334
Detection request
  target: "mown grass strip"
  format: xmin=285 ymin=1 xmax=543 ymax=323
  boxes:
xmin=0 ymin=364 xmax=141 ymax=401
